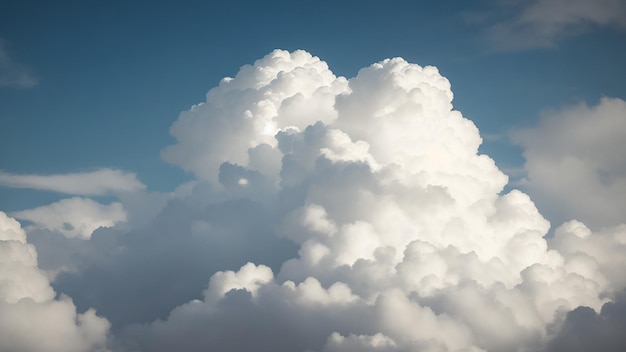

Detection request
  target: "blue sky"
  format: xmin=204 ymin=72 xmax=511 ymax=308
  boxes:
xmin=1 ymin=0 xmax=624 ymax=212
xmin=1 ymin=1 xmax=626 ymax=351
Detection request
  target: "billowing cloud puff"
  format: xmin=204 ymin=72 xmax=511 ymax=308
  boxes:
xmin=161 ymin=49 xmax=349 ymax=182
xmin=0 ymin=211 xmax=110 ymax=352
xmin=0 ymin=168 xmax=145 ymax=196
xmin=512 ymin=97 xmax=626 ymax=229
xmin=12 ymin=197 xmax=127 ymax=239
xmin=111 ymin=50 xmax=626 ymax=351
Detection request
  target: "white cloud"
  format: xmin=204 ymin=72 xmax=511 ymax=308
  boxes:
xmin=0 ymin=211 xmax=110 ymax=351
xmin=486 ymin=0 xmax=626 ymax=50
xmin=512 ymin=97 xmax=626 ymax=229
xmin=12 ymin=197 xmax=127 ymax=239
xmin=0 ymin=39 xmax=38 ymax=88
xmin=161 ymin=49 xmax=349 ymax=183
xmin=0 ymin=212 xmax=53 ymax=304
xmin=108 ymin=50 xmax=626 ymax=351
xmin=0 ymin=168 xmax=145 ymax=196
xmin=4 ymin=49 xmax=618 ymax=351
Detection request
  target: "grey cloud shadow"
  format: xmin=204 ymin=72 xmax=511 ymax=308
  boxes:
xmin=47 ymin=194 xmax=298 ymax=331
xmin=546 ymin=292 xmax=626 ymax=352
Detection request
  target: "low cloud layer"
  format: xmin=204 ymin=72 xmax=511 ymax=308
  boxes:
xmin=0 ymin=168 xmax=145 ymax=196
xmin=5 ymin=50 xmax=625 ymax=351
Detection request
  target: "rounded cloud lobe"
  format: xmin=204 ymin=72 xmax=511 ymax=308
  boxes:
xmin=0 ymin=211 xmax=110 ymax=352
xmin=161 ymin=49 xmax=349 ymax=182
xmin=110 ymin=50 xmax=626 ymax=351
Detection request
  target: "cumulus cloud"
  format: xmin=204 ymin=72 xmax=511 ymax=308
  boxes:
xmin=0 ymin=38 xmax=38 ymax=88
xmin=94 ymin=50 xmax=626 ymax=351
xmin=5 ymin=49 xmax=622 ymax=351
xmin=0 ymin=168 xmax=145 ymax=196
xmin=0 ymin=211 xmax=110 ymax=351
xmin=161 ymin=49 xmax=349 ymax=182
xmin=512 ymin=97 xmax=626 ymax=229
xmin=485 ymin=0 xmax=626 ymax=50
xmin=12 ymin=197 xmax=127 ymax=239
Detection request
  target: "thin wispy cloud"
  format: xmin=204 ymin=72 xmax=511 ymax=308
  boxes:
xmin=0 ymin=168 xmax=145 ymax=196
xmin=485 ymin=0 xmax=626 ymax=51
xmin=0 ymin=38 xmax=38 ymax=88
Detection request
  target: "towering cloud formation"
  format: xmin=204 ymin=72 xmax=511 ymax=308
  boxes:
xmin=0 ymin=211 xmax=110 ymax=352
xmin=110 ymin=50 xmax=626 ymax=351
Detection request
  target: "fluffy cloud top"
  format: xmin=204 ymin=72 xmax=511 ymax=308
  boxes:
xmin=0 ymin=211 xmax=110 ymax=352
xmin=109 ymin=50 xmax=626 ymax=351
xmin=0 ymin=168 xmax=145 ymax=196
xmin=161 ymin=49 xmax=349 ymax=182
xmin=512 ymin=97 xmax=626 ymax=229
